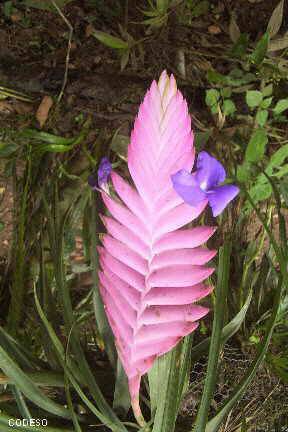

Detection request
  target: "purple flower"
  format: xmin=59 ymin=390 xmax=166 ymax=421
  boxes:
xmin=88 ymin=157 xmax=112 ymax=192
xmin=171 ymin=151 xmax=239 ymax=217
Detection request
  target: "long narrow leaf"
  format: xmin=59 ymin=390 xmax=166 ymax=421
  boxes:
xmin=193 ymin=242 xmax=231 ymax=431
xmin=0 ymin=345 xmax=71 ymax=419
xmin=190 ymin=289 xmax=252 ymax=362
xmin=205 ymin=276 xmax=283 ymax=431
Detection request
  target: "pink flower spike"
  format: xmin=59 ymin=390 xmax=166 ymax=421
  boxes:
xmin=98 ymin=71 xmax=216 ymax=425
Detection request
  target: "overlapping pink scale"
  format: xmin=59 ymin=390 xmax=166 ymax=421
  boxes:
xmin=98 ymin=71 xmax=216 ymax=423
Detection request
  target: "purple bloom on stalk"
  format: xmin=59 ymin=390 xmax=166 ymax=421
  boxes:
xmin=88 ymin=157 xmax=112 ymax=193
xmin=171 ymin=151 xmax=239 ymax=217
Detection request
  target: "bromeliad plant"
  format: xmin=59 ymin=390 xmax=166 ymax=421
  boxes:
xmin=97 ymin=71 xmax=239 ymax=425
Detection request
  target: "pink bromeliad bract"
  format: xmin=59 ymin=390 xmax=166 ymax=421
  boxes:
xmin=98 ymin=71 xmax=217 ymax=424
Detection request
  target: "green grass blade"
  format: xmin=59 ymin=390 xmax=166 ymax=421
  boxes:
xmin=90 ymin=192 xmax=117 ymax=368
xmin=0 ymin=371 xmax=66 ymax=387
xmin=34 ymin=285 xmax=129 ymax=432
xmin=190 ymin=289 xmax=252 ymax=362
xmin=193 ymin=242 xmax=231 ymax=432
xmin=43 ymin=191 xmax=127 ymax=430
xmin=151 ymin=345 xmax=183 ymax=432
xmin=11 ymin=385 xmax=32 ymax=419
xmin=0 ymin=326 xmax=46 ymax=369
xmin=0 ymin=345 xmax=71 ymax=419
xmin=205 ymin=276 xmax=283 ymax=432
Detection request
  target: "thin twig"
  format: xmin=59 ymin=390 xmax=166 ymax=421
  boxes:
xmin=50 ymin=0 xmax=73 ymax=103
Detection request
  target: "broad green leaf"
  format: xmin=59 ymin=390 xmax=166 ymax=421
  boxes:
xmin=190 ymin=290 xmax=252 ymax=362
xmin=236 ymin=161 xmax=252 ymax=183
xmin=223 ymin=99 xmax=236 ymax=116
xmin=262 ymin=84 xmax=273 ymax=97
xmin=250 ymin=32 xmax=269 ymax=65
xmin=193 ymin=243 xmax=231 ymax=431
xmin=92 ymin=31 xmax=128 ymax=49
xmin=246 ymin=90 xmax=263 ymax=108
xmin=256 ymin=109 xmax=268 ymax=127
xmin=205 ymin=89 xmax=220 ymax=107
xmin=273 ymin=98 xmax=288 ymax=115
xmin=261 ymin=96 xmax=273 ymax=108
xmin=267 ymin=0 xmax=284 ymax=38
xmin=220 ymin=87 xmax=232 ymax=98
xmin=245 ymin=129 xmax=268 ymax=163
xmin=267 ymin=144 xmax=288 ymax=170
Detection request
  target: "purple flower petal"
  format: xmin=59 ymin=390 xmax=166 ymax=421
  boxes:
xmin=171 ymin=169 xmax=207 ymax=206
xmin=98 ymin=157 xmax=112 ymax=189
xmin=195 ymin=151 xmax=226 ymax=191
xmin=207 ymin=184 xmax=240 ymax=217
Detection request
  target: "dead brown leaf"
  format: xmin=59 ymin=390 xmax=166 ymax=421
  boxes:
xmin=36 ymin=95 xmax=53 ymax=128
xmin=0 ymin=101 xmax=14 ymax=113
xmin=85 ymin=23 xmax=95 ymax=38
xmin=208 ymin=25 xmax=222 ymax=35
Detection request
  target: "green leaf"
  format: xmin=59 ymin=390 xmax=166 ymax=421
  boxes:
xmin=205 ymin=89 xmax=220 ymax=107
xmin=0 ymin=345 xmax=71 ymax=419
xmin=193 ymin=243 xmax=231 ymax=431
xmin=0 ymin=221 xmax=4 ymax=232
xmin=190 ymin=290 xmax=252 ymax=363
xmin=0 ymin=143 xmax=18 ymax=157
xmin=256 ymin=110 xmax=268 ymax=127
xmin=262 ymin=84 xmax=273 ymax=97
xmin=190 ymin=0 xmax=209 ymax=17
xmin=113 ymin=359 xmax=130 ymax=415
xmin=230 ymin=33 xmax=249 ymax=58
xmin=267 ymin=144 xmax=288 ymax=171
xmin=273 ymin=98 xmax=288 ymax=115
xmin=205 ymin=275 xmax=284 ymax=432
xmin=246 ymin=90 xmax=263 ymax=108
xmin=92 ymin=31 xmax=128 ymax=49
xmin=3 ymin=1 xmax=13 ymax=17
xmin=220 ymin=87 xmax=232 ymax=98
xmin=261 ymin=96 xmax=273 ymax=108
xmin=250 ymin=32 xmax=270 ymax=65
xmin=21 ymin=129 xmax=76 ymax=145
xmin=222 ymin=99 xmax=236 ymax=116
xmin=150 ymin=343 xmax=184 ymax=432
xmin=236 ymin=161 xmax=252 ymax=183
xmin=245 ymin=129 xmax=268 ymax=163
xmin=111 ymin=132 xmax=129 ymax=160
